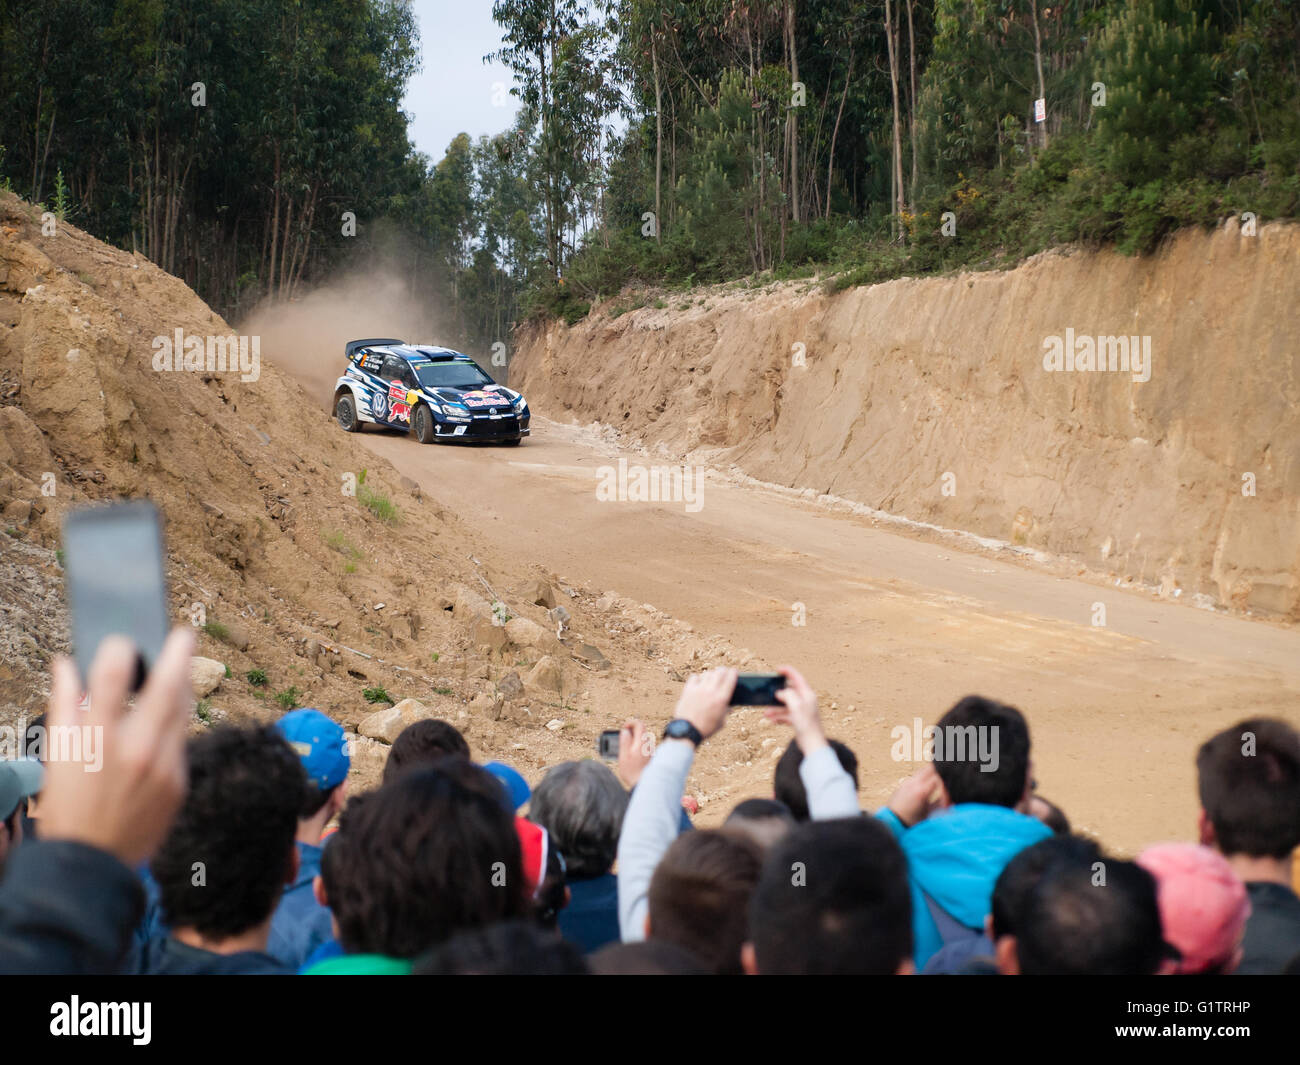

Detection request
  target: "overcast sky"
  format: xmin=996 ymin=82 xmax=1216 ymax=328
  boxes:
xmin=402 ymin=0 xmax=523 ymax=164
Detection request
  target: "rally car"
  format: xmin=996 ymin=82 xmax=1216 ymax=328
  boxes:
xmin=332 ymin=339 xmax=530 ymax=445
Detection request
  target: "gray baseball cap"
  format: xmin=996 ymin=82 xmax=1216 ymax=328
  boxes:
xmin=0 ymin=760 xmax=43 ymax=821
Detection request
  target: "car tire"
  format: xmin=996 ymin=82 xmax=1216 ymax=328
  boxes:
xmin=412 ymin=403 xmax=437 ymax=444
xmin=335 ymin=393 xmax=361 ymax=432
xmin=503 ymin=437 xmax=522 ymax=446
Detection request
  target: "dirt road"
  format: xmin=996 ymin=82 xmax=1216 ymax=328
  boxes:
xmin=283 ymin=353 xmax=1300 ymax=852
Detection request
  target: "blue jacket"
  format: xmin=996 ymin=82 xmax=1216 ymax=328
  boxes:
xmin=135 ymin=935 xmax=290 ymax=974
xmin=559 ymin=873 xmax=621 ymax=954
xmin=878 ymin=804 xmax=1051 ymax=970
xmin=267 ymin=841 xmax=333 ymax=969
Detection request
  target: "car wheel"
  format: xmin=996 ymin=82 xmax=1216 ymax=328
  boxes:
xmin=336 ymin=393 xmax=361 ymax=432
xmin=412 ymin=403 xmax=436 ymax=444
xmin=503 ymin=437 xmax=522 ymax=446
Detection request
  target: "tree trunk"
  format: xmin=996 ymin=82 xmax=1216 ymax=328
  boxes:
xmin=1031 ymin=0 xmax=1048 ymax=150
xmin=906 ymin=0 xmax=918 ymax=205
xmin=652 ymin=29 xmax=662 ymax=244
xmin=826 ymin=46 xmax=853 ymax=219
xmin=786 ymin=0 xmax=800 ymax=225
xmin=884 ymin=0 xmax=906 ymax=237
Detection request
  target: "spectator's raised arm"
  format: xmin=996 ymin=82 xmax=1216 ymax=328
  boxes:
xmin=766 ymin=666 xmax=860 ymax=820
xmin=0 ymin=629 xmax=195 ymax=974
xmin=616 ymin=668 xmax=736 ymax=942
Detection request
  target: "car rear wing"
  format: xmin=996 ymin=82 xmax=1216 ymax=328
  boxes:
xmin=345 ymin=338 xmax=404 ymax=360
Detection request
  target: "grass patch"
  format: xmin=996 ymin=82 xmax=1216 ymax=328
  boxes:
xmin=201 ymin=620 xmax=229 ymax=642
xmin=432 ymin=686 xmax=453 ymax=696
xmin=323 ymin=530 xmax=363 ymax=559
xmin=274 ymin=686 xmax=303 ymax=711
xmin=362 ymin=686 xmax=394 ymax=705
xmin=195 ymin=699 xmax=213 ymax=725
xmin=358 ymin=485 xmax=399 ymax=524
xmin=245 ymin=667 xmax=268 ymax=687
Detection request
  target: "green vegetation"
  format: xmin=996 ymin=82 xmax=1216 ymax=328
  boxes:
xmin=195 ymin=699 xmax=213 ymax=725
xmin=245 ymin=668 xmax=268 ymax=687
xmin=357 ymin=485 xmax=399 ymax=525
xmin=362 ymin=686 xmax=395 ymax=705
xmin=323 ymin=530 xmax=363 ymax=560
xmin=2 ymin=1 xmax=1294 ymax=343
xmin=201 ymin=621 xmax=229 ymax=642
xmin=274 ymin=686 xmax=303 ymax=711
xmin=432 ymin=686 xmax=453 ymax=696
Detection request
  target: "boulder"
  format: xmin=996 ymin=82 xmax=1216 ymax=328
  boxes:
xmin=358 ymin=706 xmax=404 ymax=744
xmin=454 ymin=586 xmax=493 ymax=623
xmin=468 ymin=614 xmax=508 ymax=654
xmin=525 ymin=656 xmax=564 ymax=693
xmin=392 ymin=697 xmax=433 ymax=725
xmin=505 ymin=616 xmax=557 ymax=652
xmin=190 ymin=656 xmax=226 ymax=697
xmin=532 ymin=580 xmax=556 ymax=609
xmin=497 ymin=671 xmax=524 ymax=701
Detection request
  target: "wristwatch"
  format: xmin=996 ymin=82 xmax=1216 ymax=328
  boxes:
xmin=663 ymin=719 xmax=704 ymax=747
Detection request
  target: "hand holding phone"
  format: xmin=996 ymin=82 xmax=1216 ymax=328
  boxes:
xmin=62 ymin=501 xmax=171 ymax=691
xmin=729 ymin=673 xmax=787 ymax=706
xmin=762 ymin=665 xmax=828 ymax=754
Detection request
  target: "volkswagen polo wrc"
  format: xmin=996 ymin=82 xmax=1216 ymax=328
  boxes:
xmin=332 ymin=339 xmax=530 ymax=445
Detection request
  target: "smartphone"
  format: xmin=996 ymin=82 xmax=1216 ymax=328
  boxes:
xmin=729 ymin=673 xmax=787 ymax=706
xmin=62 ymin=501 xmax=170 ymax=691
xmin=597 ymin=730 xmax=620 ymax=761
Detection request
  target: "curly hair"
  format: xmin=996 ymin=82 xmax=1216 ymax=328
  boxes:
xmin=151 ymin=726 xmax=305 ymax=938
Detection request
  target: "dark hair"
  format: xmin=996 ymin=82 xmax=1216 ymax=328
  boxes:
xmin=413 ymin=920 xmax=588 ymax=975
xmin=321 ymin=762 xmax=527 ymax=957
xmin=1197 ymin=718 xmax=1300 ymax=858
xmin=534 ymin=836 xmax=568 ymax=930
xmin=749 ymin=817 xmax=912 ymax=975
xmin=528 ymin=760 xmax=627 ymax=879
xmin=932 ymin=695 xmax=1031 ymax=807
xmin=151 ymin=726 xmax=305 ymax=938
xmin=588 ymin=939 xmax=709 ymax=975
xmin=1015 ymin=855 xmax=1166 ymax=975
xmin=382 ymin=719 xmax=471 ymax=784
xmin=646 ymin=828 xmax=763 ymax=974
xmin=991 ymin=835 xmax=1102 ymax=940
xmin=774 ymin=740 xmax=859 ymax=822
xmin=726 ymin=798 xmax=795 ymax=824
xmin=1030 ymin=795 xmax=1071 ymax=836
xmin=300 ymin=781 xmax=343 ymax=820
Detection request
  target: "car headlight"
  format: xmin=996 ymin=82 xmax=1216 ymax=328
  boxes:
xmin=438 ymin=402 xmax=469 ymax=418
xmin=514 ymin=396 xmax=528 ymax=412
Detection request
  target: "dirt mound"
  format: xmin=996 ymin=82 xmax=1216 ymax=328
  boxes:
xmin=511 ymin=222 xmax=1300 ymax=619
xmin=0 ymin=192 xmax=791 ymax=806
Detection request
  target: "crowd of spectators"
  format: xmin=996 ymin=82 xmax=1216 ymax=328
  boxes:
xmin=0 ymin=627 xmax=1297 ymax=976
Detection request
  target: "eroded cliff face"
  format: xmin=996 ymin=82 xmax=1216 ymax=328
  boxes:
xmin=513 ymin=221 xmax=1300 ymax=618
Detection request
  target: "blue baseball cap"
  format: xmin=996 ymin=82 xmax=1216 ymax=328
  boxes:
xmin=276 ymin=709 xmax=349 ymax=791
xmin=0 ymin=760 xmax=42 ymax=821
xmin=483 ymin=761 xmax=530 ymax=812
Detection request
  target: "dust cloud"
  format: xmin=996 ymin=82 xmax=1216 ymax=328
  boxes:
xmin=240 ymin=267 xmax=451 ymax=412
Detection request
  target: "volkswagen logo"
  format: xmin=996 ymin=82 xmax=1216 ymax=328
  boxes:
xmin=489 ymin=408 xmax=497 ymax=415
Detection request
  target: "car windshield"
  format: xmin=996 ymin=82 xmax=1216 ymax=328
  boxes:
xmin=410 ymin=359 xmax=494 ymax=390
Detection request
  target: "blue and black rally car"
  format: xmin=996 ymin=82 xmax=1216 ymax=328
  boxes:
xmin=332 ymin=339 xmax=530 ymax=445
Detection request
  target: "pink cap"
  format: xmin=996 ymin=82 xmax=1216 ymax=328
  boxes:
xmin=1137 ymin=843 xmax=1251 ymax=974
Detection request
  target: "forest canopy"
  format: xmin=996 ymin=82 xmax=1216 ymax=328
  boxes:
xmin=2 ymin=0 xmax=1296 ymax=341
